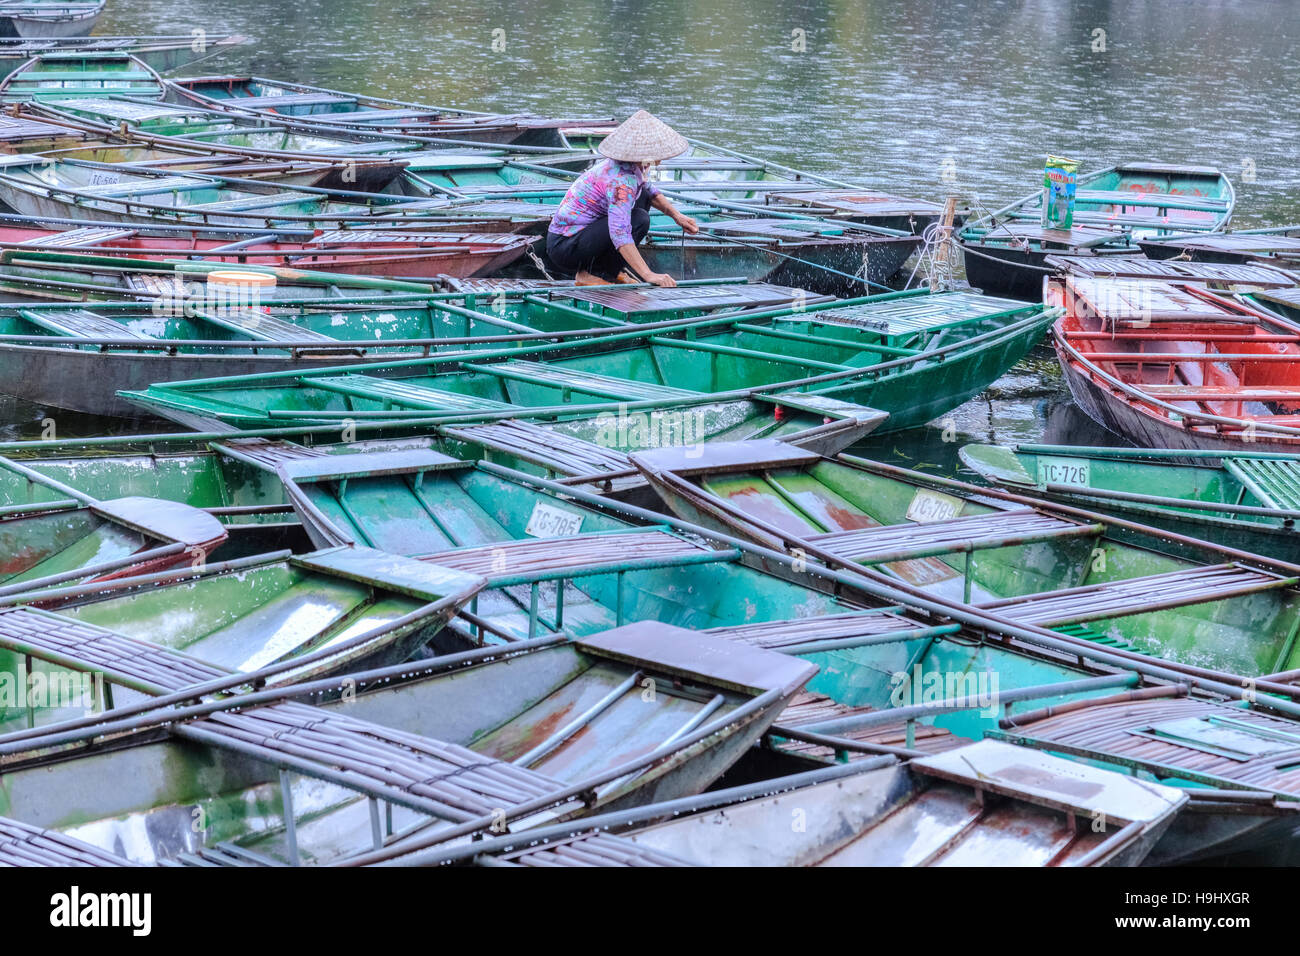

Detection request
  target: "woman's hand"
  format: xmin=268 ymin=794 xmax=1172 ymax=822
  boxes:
xmin=648 ymin=272 xmax=678 ymax=288
xmin=675 ymin=213 xmax=699 ymax=235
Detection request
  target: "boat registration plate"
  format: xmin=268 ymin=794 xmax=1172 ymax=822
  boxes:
xmin=1036 ymin=457 xmax=1091 ymax=489
xmin=525 ymin=502 xmax=584 ymax=538
xmin=906 ymin=488 xmax=963 ymax=524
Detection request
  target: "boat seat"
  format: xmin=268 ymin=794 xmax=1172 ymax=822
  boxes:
xmin=807 ymin=509 xmax=1103 ymax=564
xmin=212 ymin=437 xmax=329 ymax=469
xmin=313 ymin=107 xmax=439 ymax=123
xmin=1139 ymin=385 xmax=1300 ymax=401
xmin=809 ymin=291 xmax=1030 ymax=335
xmin=428 ymin=530 xmax=714 ymax=580
xmin=17 ymin=226 xmax=137 ymax=247
xmin=0 ymin=817 xmax=133 ymax=867
xmin=184 ymin=700 xmax=570 ymax=822
xmin=976 ymin=564 xmax=1298 ymax=627
xmin=18 ymin=308 xmax=155 ymax=341
xmin=462 ymin=360 xmax=697 ymax=403
xmin=190 ymin=308 xmax=342 ymax=345
xmin=164 ymin=843 xmax=285 ymax=867
xmin=236 ymin=92 xmax=356 ymax=110
xmin=77 ymin=175 xmax=198 ymax=199
xmin=123 ymin=273 xmax=188 ymax=297
xmin=498 ymin=832 xmax=694 ymax=868
xmin=1074 ymin=189 xmax=1231 ymax=212
xmin=441 ymin=419 xmax=634 ymax=477
xmin=775 ymin=691 xmax=968 ymax=757
xmin=309 ymin=374 xmax=516 ymax=412
xmin=1223 ymin=457 xmax=1300 ymax=511
xmin=0 ymin=606 xmax=229 ymax=693
xmin=704 ymin=609 xmax=931 ymax=650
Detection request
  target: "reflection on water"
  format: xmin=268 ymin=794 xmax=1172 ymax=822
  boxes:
xmin=10 ymin=0 xmax=1299 ymax=447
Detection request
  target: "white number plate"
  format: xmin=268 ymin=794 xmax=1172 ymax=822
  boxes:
xmin=524 ymin=501 xmax=584 ymax=538
xmin=1036 ymin=457 xmax=1091 ymax=488
xmin=906 ymin=488 xmax=963 ymax=524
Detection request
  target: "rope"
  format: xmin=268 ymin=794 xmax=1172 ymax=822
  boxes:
xmin=523 ymin=241 xmax=555 ymax=280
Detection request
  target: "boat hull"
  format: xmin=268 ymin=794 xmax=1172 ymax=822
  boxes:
xmin=1057 ymin=347 xmax=1300 ymax=455
xmin=960 ymin=241 xmax=1051 ymax=300
xmin=0 ymin=10 xmax=102 ymax=39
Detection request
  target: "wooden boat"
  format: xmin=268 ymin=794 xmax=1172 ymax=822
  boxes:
xmin=0 ymin=620 xmax=814 ymax=865
xmin=0 ymin=226 xmax=537 ymax=287
xmin=1043 ymin=253 xmax=1296 ymax=289
xmin=0 ymin=546 xmax=484 ymax=709
xmin=997 ymin=695 xmax=1300 ymax=864
xmin=0 ymin=280 xmax=832 ymax=417
xmin=0 ymin=1 xmax=104 ymax=39
xmin=961 ymin=443 xmax=1300 ymax=564
xmin=118 ymin=288 xmax=1054 ymax=436
xmin=958 ymin=163 xmax=1234 ymax=299
xmin=0 ymin=51 xmax=165 ymax=99
xmin=1138 ymin=226 xmax=1300 ymax=267
xmin=166 ymin=74 xmax=613 ymax=149
xmin=475 ymin=741 xmax=1186 ymax=867
xmin=6 ymin=137 xmax=404 ymax=191
xmin=0 ymin=158 xmax=532 ymax=233
xmin=0 ymin=34 xmax=252 ymax=72
xmin=629 ymin=438 xmax=1300 ymax=679
xmin=1048 ymin=275 xmax=1300 ymax=453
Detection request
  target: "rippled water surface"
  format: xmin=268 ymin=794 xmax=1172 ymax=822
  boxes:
xmin=14 ymin=0 xmax=1300 ymax=455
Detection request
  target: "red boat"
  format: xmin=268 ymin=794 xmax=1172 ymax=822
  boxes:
xmin=0 ymin=224 xmax=538 ymax=278
xmin=1049 ymin=274 xmax=1300 ymax=453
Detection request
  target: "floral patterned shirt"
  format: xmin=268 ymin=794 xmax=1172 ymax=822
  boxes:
xmin=548 ymin=158 xmax=660 ymax=247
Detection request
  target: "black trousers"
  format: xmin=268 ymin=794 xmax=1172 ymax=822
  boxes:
xmin=547 ymin=191 xmax=653 ymax=280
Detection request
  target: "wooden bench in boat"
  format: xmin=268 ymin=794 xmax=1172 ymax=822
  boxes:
xmin=16 ymin=226 xmax=138 ymax=248
xmin=18 ymin=307 xmax=155 ymax=341
xmin=212 ymin=437 xmax=329 ymax=470
xmin=775 ymin=692 xmax=968 ymax=757
xmin=809 ymin=291 xmax=1031 ymax=335
xmin=497 ymin=832 xmax=693 ymax=868
xmin=1134 ymin=385 xmax=1300 ymax=402
xmin=764 ymin=188 xmax=943 ymax=217
xmin=557 ymin=282 xmax=828 ymax=315
xmin=807 ymin=509 xmax=1104 ymax=564
xmin=1223 ymin=457 xmax=1300 ymax=511
xmin=462 ymin=360 xmax=698 ymax=403
xmin=0 ymin=817 xmax=133 ymax=867
xmin=1043 ymin=255 xmax=1295 ymax=287
xmin=428 ymin=530 xmax=718 ymax=580
xmin=1073 ymin=189 xmax=1232 ymax=213
xmin=76 ymin=175 xmax=203 ymax=199
xmin=190 ymin=307 xmax=343 ymax=346
xmin=181 ymin=700 xmax=569 ymax=822
xmin=975 ymin=564 xmax=1298 ymax=627
xmin=441 ymin=419 xmax=634 ymax=479
xmin=307 ymin=374 xmax=517 ymax=413
xmin=704 ymin=609 xmax=939 ymax=650
xmin=0 ymin=605 xmax=229 ymax=693
xmin=233 ymin=92 xmax=356 ymax=111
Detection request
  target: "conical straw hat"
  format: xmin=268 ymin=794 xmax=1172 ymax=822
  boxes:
xmin=598 ymin=110 xmax=688 ymax=162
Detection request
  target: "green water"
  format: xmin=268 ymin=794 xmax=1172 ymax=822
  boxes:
xmin=9 ymin=0 xmax=1298 ymax=464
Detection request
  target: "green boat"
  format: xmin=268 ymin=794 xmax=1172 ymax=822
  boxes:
xmin=0 ymin=546 xmax=484 ymax=723
xmin=0 ymin=619 xmax=814 ymax=865
xmin=0 ymin=52 xmax=159 ymax=101
xmin=0 ymin=157 xmax=528 ymax=233
xmin=119 ymin=288 xmax=1054 ymax=439
xmin=0 ymin=34 xmax=252 ymax=73
xmin=631 ymin=439 xmax=1300 ymax=679
xmin=0 ymin=278 xmax=819 ymax=417
xmin=960 ymin=444 xmax=1300 ymax=564
xmin=959 ymin=163 xmax=1235 ymax=299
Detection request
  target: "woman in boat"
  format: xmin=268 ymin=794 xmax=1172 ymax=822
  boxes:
xmin=548 ymin=110 xmax=699 ymax=287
